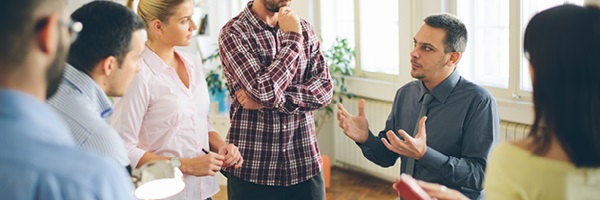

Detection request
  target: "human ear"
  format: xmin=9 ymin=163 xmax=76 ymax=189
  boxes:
xmin=150 ymin=19 xmax=163 ymax=35
xmin=36 ymin=14 xmax=60 ymax=55
xmin=99 ymin=56 xmax=117 ymax=76
xmin=446 ymin=52 xmax=461 ymax=66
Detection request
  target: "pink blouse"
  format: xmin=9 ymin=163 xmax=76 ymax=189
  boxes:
xmin=111 ymin=47 xmax=218 ymax=200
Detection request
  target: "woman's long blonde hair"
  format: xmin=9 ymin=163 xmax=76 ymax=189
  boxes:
xmin=125 ymin=0 xmax=188 ymax=25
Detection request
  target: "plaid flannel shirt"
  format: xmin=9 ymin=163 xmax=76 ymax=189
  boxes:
xmin=218 ymin=1 xmax=333 ymax=186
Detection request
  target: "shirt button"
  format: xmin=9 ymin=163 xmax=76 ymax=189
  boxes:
xmin=283 ymin=125 xmax=287 ymax=129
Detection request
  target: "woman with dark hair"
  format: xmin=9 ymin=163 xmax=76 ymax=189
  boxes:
xmin=412 ymin=4 xmax=600 ymax=200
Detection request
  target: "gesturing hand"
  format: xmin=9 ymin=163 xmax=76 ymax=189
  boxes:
xmin=337 ymin=99 xmax=369 ymax=144
xmin=381 ymin=116 xmax=428 ymax=160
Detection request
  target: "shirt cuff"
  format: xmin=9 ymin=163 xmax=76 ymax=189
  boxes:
xmin=128 ymin=148 xmax=146 ymax=168
xmin=356 ymin=130 xmax=378 ymax=149
xmin=283 ymin=31 xmax=303 ymax=45
xmin=418 ymin=146 xmax=448 ymax=171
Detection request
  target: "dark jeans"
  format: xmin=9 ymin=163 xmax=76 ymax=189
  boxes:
xmin=227 ymin=171 xmax=325 ymax=200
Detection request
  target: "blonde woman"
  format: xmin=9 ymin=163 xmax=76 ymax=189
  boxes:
xmin=112 ymin=0 xmax=243 ymax=199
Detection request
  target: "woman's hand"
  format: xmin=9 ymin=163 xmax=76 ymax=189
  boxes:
xmin=417 ymin=181 xmax=469 ymax=200
xmin=180 ymin=153 xmax=224 ymax=176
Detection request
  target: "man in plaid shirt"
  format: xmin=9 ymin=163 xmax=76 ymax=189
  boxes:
xmin=219 ymin=0 xmax=333 ymax=199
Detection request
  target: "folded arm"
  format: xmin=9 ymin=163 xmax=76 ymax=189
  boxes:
xmin=219 ymin=30 xmax=302 ymax=109
xmin=275 ymin=35 xmax=333 ymax=114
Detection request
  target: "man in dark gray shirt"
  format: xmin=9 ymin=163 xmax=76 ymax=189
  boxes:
xmin=337 ymin=13 xmax=498 ymax=200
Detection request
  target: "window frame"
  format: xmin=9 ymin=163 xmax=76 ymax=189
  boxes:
xmin=313 ymin=0 xmax=597 ymax=124
xmin=447 ymin=0 xmax=532 ymax=103
xmin=316 ymin=0 xmax=414 ymax=83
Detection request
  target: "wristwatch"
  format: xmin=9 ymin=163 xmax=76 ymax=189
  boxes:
xmin=170 ymin=157 xmax=181 ymax=168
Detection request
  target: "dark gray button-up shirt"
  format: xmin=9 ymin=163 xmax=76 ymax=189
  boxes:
xmin=358 ymin=70 xmax=499 ymax=200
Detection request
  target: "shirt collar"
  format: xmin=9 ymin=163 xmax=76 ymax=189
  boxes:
xmin=418 ymin=69 xmax=461 ymax=104
xmin=142 ymin=47 xmax=169 ymax=75
xmin=243 ymin=1 xmax=277 ymax=30
xmin=63 ymin=64 xmax=113 ymax=118
xmin=141 ymin=46 xmax=197 ymax=93
xmin=142 ymin=46 xmax=193 ymax=76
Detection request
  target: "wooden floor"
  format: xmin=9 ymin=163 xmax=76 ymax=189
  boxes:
xmin=212 ymin=167 xmax=398 ymax=200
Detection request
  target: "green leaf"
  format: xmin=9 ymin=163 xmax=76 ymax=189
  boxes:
xmin=319 ymin=37 xmax=357 ymax=133
xmin=325 ymin=106 xmax=333 ymax=116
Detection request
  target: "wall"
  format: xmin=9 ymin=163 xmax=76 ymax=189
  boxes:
xmin=588 ymin=0 xmax=600 ymax=5
xmin=67 ymin=0 xmax=92 ymax=13
xmin=315 ymin=110 xmax=336 ymax=162
xmin=290 ymin=0 xmax=315 ymax=24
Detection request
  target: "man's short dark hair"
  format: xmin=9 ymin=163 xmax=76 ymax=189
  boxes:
xmin=424 ymin=13 xmax=468 ymax=53
xmin=68 ymin=1 xmax=145 ymax=73
xmin=0 ymin=0 xmax=63 ymax=71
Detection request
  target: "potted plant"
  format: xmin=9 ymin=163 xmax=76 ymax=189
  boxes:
xmin=203 ymin=49 xmax=229 ymax=113
xmin=316 ymin=37 xmax=356 ymax=132
xmin=318 ymin=37 xmax=356 ymax=189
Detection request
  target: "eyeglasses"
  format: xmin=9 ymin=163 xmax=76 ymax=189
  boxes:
xmin=58 ymin=18 xmax=83 ymax=43
xmin=524 ymin=51 xmax=531 ymax=60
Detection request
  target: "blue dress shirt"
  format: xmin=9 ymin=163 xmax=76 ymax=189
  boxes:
xmin=358 ymin=70 xmax=499 ymax=200
xmin=0 ymin=88 xmax=134 ymax=199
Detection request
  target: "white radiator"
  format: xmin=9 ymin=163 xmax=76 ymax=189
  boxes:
xmin=499 ymin=120 xmax=530 ymax=143
xmin=334 ymin=98 xmax=400 ymax=182
xmin=333 ymin=98 xmax=532 ymax=182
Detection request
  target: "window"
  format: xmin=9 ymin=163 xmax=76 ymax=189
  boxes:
xmin=319 ymin=0 xmax=585 ymax=106
xmin=320 ymin=0 xmax=408 ymax=80
xmin=358 ymin=0 xmax=400 ymax=75
xmin=319 ymin=0 xmax=356 ymax=55
xmin=457 ymin=0 xmax=509 ymax=89
xmin=456 ymin=0 xmax=584 ymax=100
xmin=519 ymin=0 xmax=584 ymax=91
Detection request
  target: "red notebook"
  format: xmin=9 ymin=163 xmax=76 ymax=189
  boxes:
xmin=394 ymin=174 xmax=432 ymax=200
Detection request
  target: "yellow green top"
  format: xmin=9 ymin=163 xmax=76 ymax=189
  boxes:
xmin=484 ymin=142 xmax=600 ymax=200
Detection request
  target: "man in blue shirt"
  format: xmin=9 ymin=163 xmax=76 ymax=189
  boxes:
xmin=337 ymin=14 xmax=498 ymax=199
xmin=47 ymin=1 xmax=146 ymax=174
xmin=0 ymin=0 xmax=134 ymax=199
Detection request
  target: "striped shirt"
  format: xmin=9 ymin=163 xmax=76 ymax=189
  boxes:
xmin=218 ymin=1 xmax=333 ymax=186
xmin=1 ymin=89 xmax=135 ymax=200
xmin=48 ymin=64 xmax=129 ymax=168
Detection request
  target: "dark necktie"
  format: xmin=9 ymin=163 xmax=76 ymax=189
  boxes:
xmin=405 ymin=92 xmax=433 ymax=176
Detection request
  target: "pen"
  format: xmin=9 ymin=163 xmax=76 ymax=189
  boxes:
xmin=202 ymin=148 xmax=240 ymax=169
xmin=202 ymin=148 xmax=228 ymax=177
xmin=201 ymin=148 xmax=210 ymax=154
